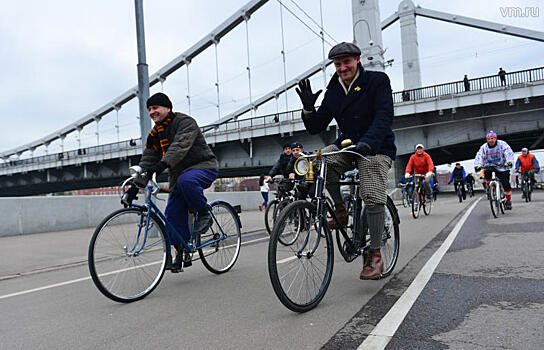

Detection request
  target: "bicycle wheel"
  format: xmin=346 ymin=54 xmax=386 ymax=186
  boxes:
xmin=278 ymin=200 xmax=302 ymax=246
xmin=411 ymin=190 xmax=420 ymax=219
xmin=198 ymin=202 xmax=242 ymax=274
xmin=88 ymin=208 xmax=167 ymax=303
xmin=523 ymin=183 xmax=529 ymax=202
xmin=489 ymin=183 xmax=500 ymax=218
xmin=361 ymin=197 xmax=400 ymax=278
xmin=402 ymin=190 xmax=409 ymax=207
xmin=423 ymin=192 xmax=432 ymax=216
xmin=457 ymin=187 xmax=463 ymax=203
xmin=268 ymin=200 xmax=334 ymax=313
xmin=264 ymin=199 xmax=279 ymax=235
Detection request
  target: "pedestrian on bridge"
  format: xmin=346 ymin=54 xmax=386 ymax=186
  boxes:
xmin=498 ymin=68 xmax=507 ymax=86
xmin=463 ymin=74 xmax=470 ymax=91
xmin=137 ymin=92 xmax=219 ymax=270
xmin=296 ymin=41 xmax=396 ymax=280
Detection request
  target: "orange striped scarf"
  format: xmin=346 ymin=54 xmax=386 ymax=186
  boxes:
xmin=145 ymin=112 xmax=174 ymax=157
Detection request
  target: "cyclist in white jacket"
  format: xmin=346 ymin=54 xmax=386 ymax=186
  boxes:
xmin=474 ymin=131 xmax=515 ymax=209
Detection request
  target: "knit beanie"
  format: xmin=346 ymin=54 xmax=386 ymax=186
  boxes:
xmin=146 ymin=92 xmax=172 ymax=109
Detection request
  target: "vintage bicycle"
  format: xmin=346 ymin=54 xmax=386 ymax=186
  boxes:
xmin=267 ymin=140 xmax=400 ymax=312
xmin=88 ymin=166 xmax=242 ymax=303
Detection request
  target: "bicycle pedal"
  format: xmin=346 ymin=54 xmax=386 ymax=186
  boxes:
xmin=170 ymin=268 xmax=182 ymax=273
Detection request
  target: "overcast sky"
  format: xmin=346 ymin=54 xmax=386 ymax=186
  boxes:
xmin=1 ymin=0 xmax=543 ymax=163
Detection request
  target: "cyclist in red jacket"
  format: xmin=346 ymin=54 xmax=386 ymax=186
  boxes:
xmin=405 ymin=144 xmax=434 ymax=199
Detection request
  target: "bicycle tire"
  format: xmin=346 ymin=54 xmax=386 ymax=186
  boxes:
xmin=411 ymin=189 xmax=420 ymax=219
xmin=88 ymin=207 xmax=167 ymax=303
xmin=457 ymin=187 xmax=463 ymax=203
xmin=198 ymin=201 xmax=241 ymax=274
xmin=423 ymin=192 xmax=432 ymax=216
xmin=489 ymin=183 xmax=500 ymax=218
xmin=268 ymin=200 xmax=334 ymax=313
xmin=264 ymin=199 xmax=280 ymax=235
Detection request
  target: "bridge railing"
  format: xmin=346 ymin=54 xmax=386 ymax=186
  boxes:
xmin=206 ymin=109 xmax=301 ymax=135
xmin=0 ymin=139 xmax=142 ymax=170
xmin=393 ymin=66 xmax=544 ymax=103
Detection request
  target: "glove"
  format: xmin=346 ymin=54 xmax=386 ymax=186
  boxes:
xmin=122 ymin=184 xmax=139 ymax=207
xmin=295 ymin=79 xmax=322 ymax=111
xmin=355 ymin=141 xmax=374 ymax=156
xmin=405 ymin=173 xmax=411 ymax=178
xmin=448 ymin=181 xmax=452 ymax=185
xmin=475 ymin=166 xmax=481 ymax=171
xmin=145 ymin=161 xmax=168 ymax=177
xmin=425 ymin=171 xmax=433 ymax=177
xmin=504 ymin=162 xmax=512 ymax=167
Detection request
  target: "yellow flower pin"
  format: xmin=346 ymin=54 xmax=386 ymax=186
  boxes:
xmin=354 ymin=86 xmax=361 ymax=91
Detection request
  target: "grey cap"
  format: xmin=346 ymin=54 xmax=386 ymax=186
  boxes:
xmin=328 ymin=42 xmax=361 ymax=59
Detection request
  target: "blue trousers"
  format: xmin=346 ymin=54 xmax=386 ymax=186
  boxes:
xmin=165 ymin=168 xmax=218 ymax=246
xmin=261 ymin=191 xmax=269 ymax=207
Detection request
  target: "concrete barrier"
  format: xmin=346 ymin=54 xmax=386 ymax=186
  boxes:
xmin=0 ymin=191 xmax=266 ymax=237
xmin=0 ymin=189 xmax=414 ymax=236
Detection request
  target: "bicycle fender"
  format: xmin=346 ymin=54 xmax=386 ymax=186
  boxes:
xmin=209 ymin=200 xmax=243 ymax=228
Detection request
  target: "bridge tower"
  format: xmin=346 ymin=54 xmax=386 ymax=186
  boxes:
xmin=398 ymin=0 xmax=422 ymax=90
xmin=352 ymin=0 xmax=385 ymax=72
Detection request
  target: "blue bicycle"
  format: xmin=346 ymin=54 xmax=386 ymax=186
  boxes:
xmin=88 ymin=166 xmax=242 ymax=303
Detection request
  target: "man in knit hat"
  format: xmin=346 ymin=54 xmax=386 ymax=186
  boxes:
xmin=137 ymin=92 xmax=219 ymax=271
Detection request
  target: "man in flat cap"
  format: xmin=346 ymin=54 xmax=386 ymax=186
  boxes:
xmin=137 ymin=92 xmax=219 ymax=272
xmin=296 ymin=42 xmax=396 ymax=280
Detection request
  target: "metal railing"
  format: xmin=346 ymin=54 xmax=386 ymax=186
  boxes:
xmin=393 ymin=66 xmax=544 ymax=103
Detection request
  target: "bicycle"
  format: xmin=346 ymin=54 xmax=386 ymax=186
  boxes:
xmin=484 ymin=166 xmax=506 ymax=218
xmin=520 ymin=171 xmax=533 ymax=202
xmin=264 ymin=179 xmax=297 ymax=235
xmin=88 ymin=166 xmax=242 ymax=303
xmin=399 ymin=183 xmax=413 ymax=208
xmin=453 ymin=179 xmax=465 ymax=203
xmin=267 ymin=141 xmax=400 ymax=312
xmin=466 ymin=180 xmax=474 ymax=198
xmin=411 ymin=174 xmax=432 ymax=219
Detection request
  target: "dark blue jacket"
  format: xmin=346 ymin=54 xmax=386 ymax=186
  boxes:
xmin=301 ymin=64 xmax=396 ymax=160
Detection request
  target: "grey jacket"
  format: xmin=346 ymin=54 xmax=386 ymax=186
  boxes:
xmin=139 ymin=112 xmax=218 ymax=190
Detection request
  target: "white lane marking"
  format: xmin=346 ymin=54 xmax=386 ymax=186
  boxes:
xmin=358 ymin=198 xmax=481 ymax=350
xmin=277 ymin=255 xmax=298 ymax=264
xmin=0 ymin=234 xmax=270 ymax=301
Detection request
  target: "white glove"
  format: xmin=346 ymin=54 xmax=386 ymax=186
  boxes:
xmin=425 ymin=172 xmax=433 ymax=177
xmin=404 ymin=173 xmax=411 ymax=178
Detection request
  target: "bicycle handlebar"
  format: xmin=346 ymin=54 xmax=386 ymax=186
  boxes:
xmin=298 ymin=145 xmax=369 ymax=162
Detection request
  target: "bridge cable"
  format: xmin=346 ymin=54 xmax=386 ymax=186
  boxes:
xmin=214 ymin=41 xmax=221 ymax=121
xmin=186 ymin=63 xmax=192 ymax=115
xmin=245 ymin=18 xmax=254 ymax=117
xmin=276 ymin=0 xmax=334 ymax=46
xmin=287 ymin=0 xmax=337 ymax=44
xmin=279 ymin=1 xmax=289 ymax=111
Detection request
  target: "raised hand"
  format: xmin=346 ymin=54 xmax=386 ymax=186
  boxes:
xmin=295 ymin=79 xmax=322 ymax=111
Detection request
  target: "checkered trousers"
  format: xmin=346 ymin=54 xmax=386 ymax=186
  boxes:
xmin=322 ymin=145 xmax=392 ymax=205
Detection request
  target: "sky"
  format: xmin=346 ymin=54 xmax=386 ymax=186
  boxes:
xmin=0 ymin=0 xmax=543 ymax=168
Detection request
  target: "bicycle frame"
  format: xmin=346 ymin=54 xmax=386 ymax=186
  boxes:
xmin=127 ymin=179 xmax=230 ymax=257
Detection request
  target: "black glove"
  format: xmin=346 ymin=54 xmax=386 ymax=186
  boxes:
xmin=122 ymin=184 xmax=139 ymax=207
xmin=295 ymin=79 xmax=322 ymax=111
xmin=355 ymin=141 xmax=374 ymax=156
xmin=448 ymin=181 xmax=452 ymax=185
xmin=145 ymin=161 xmax=168 ymax=177
xmin=475 ymin=166 xmax=482 ymax=171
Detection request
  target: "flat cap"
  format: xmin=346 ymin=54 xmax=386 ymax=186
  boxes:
xmin=328 ymin=42 xmax=361 ymax=59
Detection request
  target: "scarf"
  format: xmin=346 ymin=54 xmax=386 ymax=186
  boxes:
xmin=145 ymin=112 xmax=174 ymax=157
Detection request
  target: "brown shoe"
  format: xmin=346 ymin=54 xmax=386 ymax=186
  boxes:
xmin=360 ymin=249 xmax=383 ymax=280
xmin=328 ymin=203 xmax=348 ymax=229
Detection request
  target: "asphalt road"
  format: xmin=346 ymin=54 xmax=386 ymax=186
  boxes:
xmin=2 ymin=193 xmax=540 ymax=349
